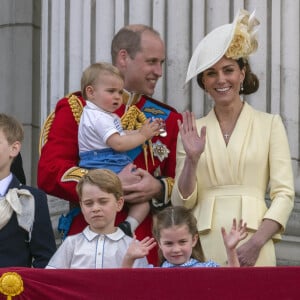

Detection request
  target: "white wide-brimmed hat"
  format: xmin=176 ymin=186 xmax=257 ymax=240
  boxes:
xmin=185 ymin=9 xmax=259 ymax=84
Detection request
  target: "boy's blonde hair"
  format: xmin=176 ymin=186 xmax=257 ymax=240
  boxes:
xmin=76 ymin=169 xmax=123 ymax=201
xmin=81 ymin=62 xmax=124 ymax=99
xmin=0 ymin=113 xmax=24 ymax=144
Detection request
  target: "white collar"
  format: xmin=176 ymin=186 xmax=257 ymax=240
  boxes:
xmin=85 ymin=100 xmax=114 ymax=115
xmin=82 ymin=226 xmax=125 ymax=242
xmin=0 ymin=173 xmax=13 ymax=197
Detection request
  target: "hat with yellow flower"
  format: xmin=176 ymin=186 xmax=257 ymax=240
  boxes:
xmin=185 ymin=9 xmax=260 ymax=84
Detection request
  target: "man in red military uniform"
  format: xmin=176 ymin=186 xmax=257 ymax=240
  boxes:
xmin=38 ymin=25 xmax=181 ymax=265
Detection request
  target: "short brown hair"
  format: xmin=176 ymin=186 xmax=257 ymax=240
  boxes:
xmin=111 ymin=24 xmax=161 ymax=65
xmin=153 ymin=206 xmax=204 ymax=265
xmin=81 ymin=62 xmax=124 ymax=99
xmin=0 ymin=113 xmax=24 ymax=144
xmin=76 ymin=169 xmax=123 ymax=201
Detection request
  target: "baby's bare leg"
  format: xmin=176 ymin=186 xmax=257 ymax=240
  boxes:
xmin=119 ymin=202 xmax=151 ymax=236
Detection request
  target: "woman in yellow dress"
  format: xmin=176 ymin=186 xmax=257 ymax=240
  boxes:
xmin=171 ymin=10 xmax=294 ymax=266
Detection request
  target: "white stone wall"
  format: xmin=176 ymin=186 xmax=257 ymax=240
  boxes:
xmin=0 ymin=0 xmax=41 ymax=184
xmin=1 ymin=0 xmax=299 ymax=264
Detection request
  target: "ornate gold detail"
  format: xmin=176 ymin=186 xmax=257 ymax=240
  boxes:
xmin=68 ymin=94 xmax=84 ymax=125
xmin=121 ymin=106 xmax=154 ymax=170
xmin=39 ymin=93 xmax=84 ymax=155
xmin=142 ymin=143 xmax=148 ymax=171
xmin=121 ymin=105 xmax=147 ymax=130
xmin=39 ymin=111 xmax=55 ymax=155
xmin=148 ymin=140 xmax=154 ymax=165
xmin=152 ymin=140 xmax=170 ymax=162
xmin=61 ymin=167 xmax=89 ymax=182
xmin=144 ymin=107 xmax=165 ymax=116
xmin=165 ymin=177 xmax=174 ymax=199
xmin=122 ymin=91 xmax=142 ymax=106
xmin=0 ymin=272 xmax=24 ymax=299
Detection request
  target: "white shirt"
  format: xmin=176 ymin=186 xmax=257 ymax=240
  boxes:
xmin=0 ymin=173 xmax=12 ymax=197
xmin=46 ymin=227 xmax=149 ymax=269
xmin=78 ymin=101 xmax=125 ymax=153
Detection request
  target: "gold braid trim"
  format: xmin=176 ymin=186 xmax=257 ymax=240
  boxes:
xmin=39 ymin=93 xmax=83 ymax=155
xmin=121 ymin=106 xmax=153 ymax=170
xmin=121 ymin=105 xmax=147 ymax=130
xmin=152 ymin=177 xmax=174 ymax=208
xmin=39 ymin=111 xmax=55 ymax=155
xmin=60 ymin=95 xmax=85 ymax=182
xmin=61 ymin=166 xmax=88 ymax=183
xmin=165 ymin=177 xmax=174 ymax=199
xmin=68 ymin=94 xmax=83 ymax=125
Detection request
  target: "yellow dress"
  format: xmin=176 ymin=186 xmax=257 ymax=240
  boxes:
xmin=172 ymin=102 xmax=294 ymax=266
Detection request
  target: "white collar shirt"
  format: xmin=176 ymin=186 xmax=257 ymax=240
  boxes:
xmin=46 ymin=226 xmax=149 ymax=269
xmin=78 ymin=101 xmax=124 ymax=153
xmin=0 ymin=173 xmax=12 ymax=197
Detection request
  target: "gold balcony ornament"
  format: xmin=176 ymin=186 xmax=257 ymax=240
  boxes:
xmin=0 ymin=272 xmax=24 ymax=299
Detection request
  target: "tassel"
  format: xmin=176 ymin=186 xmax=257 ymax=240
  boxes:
xmin=148 ymin=140 xmax=154 ymax=166
xmin=142 ymin=143 xmax=148 ymax=171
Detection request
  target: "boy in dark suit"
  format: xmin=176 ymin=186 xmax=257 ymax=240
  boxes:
xmin=0 ymin=113 xmax=56 ymax=267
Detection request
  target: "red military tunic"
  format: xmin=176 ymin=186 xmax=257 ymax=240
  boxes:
xmin=38 ymin=91 xmax=181 ymax=265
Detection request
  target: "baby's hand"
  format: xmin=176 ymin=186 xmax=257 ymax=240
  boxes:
xmin=152 ymin=117 xmax=166 ymax=133
xmin=140 ymin=118 xmax=161 ymax=140
xmin=221 ymin=219 xmax=248 ymax=251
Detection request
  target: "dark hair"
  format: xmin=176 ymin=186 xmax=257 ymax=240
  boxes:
xmin=153 ymin=206 xmax=204 ymax=265
xmin=111 ymin=24 xmax=160 ymax=65
xmin=196 ymin=58 xmax=259 ymax=95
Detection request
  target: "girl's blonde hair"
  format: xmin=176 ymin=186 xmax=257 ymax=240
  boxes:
xmin=153 ymin=206 xmax=204 ymax=265
xmin=81 ymin=62 xmax=124 ymax=99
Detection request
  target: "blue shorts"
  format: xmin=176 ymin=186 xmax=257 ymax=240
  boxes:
xmin=79 ymin=148 xmax=132 ymax=174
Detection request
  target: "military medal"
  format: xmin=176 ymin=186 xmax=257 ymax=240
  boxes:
xmin=152 ymin=140 xmax=170 ymax=162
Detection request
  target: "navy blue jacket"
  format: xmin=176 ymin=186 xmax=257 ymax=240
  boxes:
xmin=0 ymin=175 xmax=56 ymax=268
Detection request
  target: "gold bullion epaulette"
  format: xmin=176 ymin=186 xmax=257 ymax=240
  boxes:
xmin=61 ymin=167 xmax=88 ymax=183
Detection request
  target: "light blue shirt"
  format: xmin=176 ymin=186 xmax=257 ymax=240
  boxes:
xmin=161 ymin=258 xmax=219 ymax=268
xmin=0 ymin=173 xmax=12 ymax=197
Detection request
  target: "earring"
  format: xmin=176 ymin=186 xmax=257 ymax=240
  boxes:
xmin=240 ymin=82 xmax=244 ymax=93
